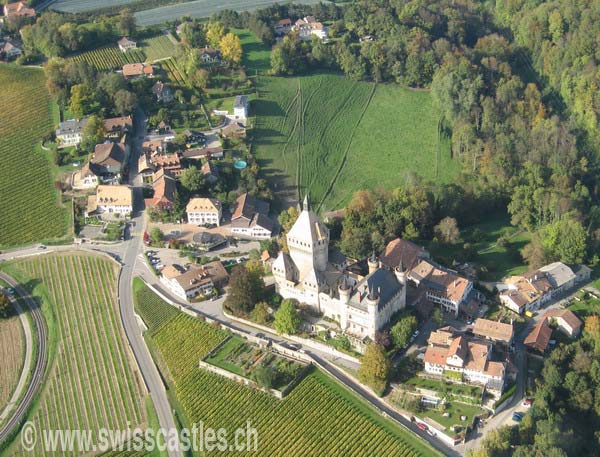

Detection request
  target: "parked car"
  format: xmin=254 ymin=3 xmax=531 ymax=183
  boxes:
xmin=39 ymin=245 xmax=47 ymax=250
xmin=512 ymin=413 xmax=523 ymax=422
xmin=522 ymin=399 xmax=533 ymax=408
xmin=416 ymin=422 xmax=428 ymax=431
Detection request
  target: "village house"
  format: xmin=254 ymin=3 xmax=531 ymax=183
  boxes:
xmin=72 ymin=162 xmax=99 ymax=190
xmin=137 ymin=153 xmax=155 ymax=181
xmin=274 ymin=18 xmax=293 ymax=35
xmin=499 ymin=262 xmax=587 ymax=315
xmin=142 ymin=140 xmax=165 ymax=155
xmin=273 ymin=197 xmax=407 ymax=347
xmin=293 ymin=16 xmax=328 ymax=41
xmin=199 ymin=47 xmax=220 ymax=63
xmin=424 ymin=328 xmax=506 ymax=391
xmin=0 ymin=39 xmax=22 ymax=59
xmin=150 ymin=153 xmax=183 ymax=178
xmin=233 ymin=95 xmax=249 ymax=120
xmin=231 ymin=193 xmax=274 ymax=239
xmin=144 ymin=169 xmax=177 ymax=211
xmin=91 ymin=142 xmax=127 ymax=176
xmin=2 ymin=1 xmax=35 ymax=20
xmin=186 ymin=197 xmax=222 ymax=226
xmin=221 ymin=122 xmax=246 ymax=140
xmin=56 ymin=118 xmax=88 ymax=148
xmin=117 ymin=37 xmax=137 ymax=52
xmin=122 ymin=63 xmax=153 ymax=79
xmin=151 ymin=81 xmax=174 ymax=103
xmin=104 ymin=116 xmax=133 ymax=139
xmin=160 ymin=261 xmax=228 ymax=301
xmin=86 ymin=185 xmax=132 ymax=218
xmin=181 ymin=146 xmax=224 ymax=161
xmin=380 ymin=237 xmax=430 ymax=272
xmin=524 ymin=308 xmax=582 ymax=353
xmin=408 ymin=259 xmax=474 ymax=316
xmin=472 ymin=318 xmax=514 ymax=346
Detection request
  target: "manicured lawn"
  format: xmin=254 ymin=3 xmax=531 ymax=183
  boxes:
xmin=204 ymin=335 xmax=248 ymax=376
xmin=405 ymin=376 xmax=483 ymax=399
xmin=422 ymin=401 xmax=486 ymax=432
xmin=0 ymin=66 xmax=69 ymax=248
xmin=233 ymin=28 xmax=271 ymax=74
xmin=568 ymin=294 xmax=600 ymax=318
xmin=1 ymin=253 xmax=148 ymax=455
xmin=253 ymin=74 xmax=455 ymax=211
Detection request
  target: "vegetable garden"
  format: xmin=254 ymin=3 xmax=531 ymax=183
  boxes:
xmin=0 ymin=66 xmax=68 ymax=248
xmin=148 ymin=306 xmax=438 ymax=456
xmin=2 ymin=254 xmax=148 ymax=455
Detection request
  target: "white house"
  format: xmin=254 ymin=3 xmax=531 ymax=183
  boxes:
xmin=272 ymin=196 xmax=407 ymax=346
xmin=117 ymin=37 xmax=137 ymax=52
xmin=86 ymin=185 xmax=132 ymax=218
xmin=233 ymin=95 xmax=248 ymax=120
xmin=186 ymin=197 xmax=222 ymax=226
xmin=160 ymin=262 xmax=228 ymax=301
xmin=56 ymin=118 xmax=88 ymax=148
xmin=293 ymin=16 xmax=328 ymax=41
xmin=230 ymin=193 xmax=273 ymax=239
xmin=72 ymin=163 xmax=98 ymax=190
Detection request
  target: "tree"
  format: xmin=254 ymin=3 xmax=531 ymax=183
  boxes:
xmin=273 ymin=299 xmax=301 ymax=335
xmin=252 ymin=365 xmax=273 ymax=388
xmin=434 ymin=217 xmax=460 ymax=244
xmin=250 ymin=301 xmax=270 ymax=325
xmin=69 ymin=83 xmax=94 ymax=118
xmin=180 ymin=166 xmax=205 ymax=193
xmin=150 ymin=227 xmax=164 ymax=245
xmin=358 ymin=343 xmax=390 ymax=394
xmin=219 ymin=33 xmax=242 ymax=64
xmin=432 ymin=308 xmax=443 ymax=326
xmin=277 ymin=206 xmax=299 ymax=252
xmin=117 ymin=8 xmax=136 ymax=37
xmin=540 ymin=218 xmax=587 ymax=264
xmin=190 ymin=68 xmax=209 ymax=89
xmin=113 ymin=89 xmax=136 ymax=116
xmin=206 ymin=21 xmax=225 ymax=48
xmin=390 ymin=315 xmax=418 ymax=349
xmin=224 ymin=265 xmax=265 ymax=315
xmin=0 ymin=294 xmax=11 ymax=318
xmin=81 ymin=115 xmax=106 ymax=151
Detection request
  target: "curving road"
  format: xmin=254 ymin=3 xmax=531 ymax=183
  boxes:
xmin=0 ymin=273 xmax=48 ymax=445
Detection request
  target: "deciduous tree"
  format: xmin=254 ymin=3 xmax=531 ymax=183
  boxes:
xmin=358 ymin=343 xmax=390 ymax=394
xmin=273 ymin=299 xmax=301 ymax=334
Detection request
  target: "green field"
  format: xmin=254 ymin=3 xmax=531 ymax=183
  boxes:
xmin=253 ymin=73 xmax=459 ymax=211
xmin=135 ymin=284 xmax=438 ymax=456
xmin=0 ymin=66 xmax=69 ymax=248
xmin=139 ymin=34 xmax=178 ymax=62
xmin=233 ymin=28 xmax=271 ymax=74
xmin=2 ymin=254 xmax=148 ymax=455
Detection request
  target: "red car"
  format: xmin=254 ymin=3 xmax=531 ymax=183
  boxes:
xmin=522 ymin=399 xmax=533 ymax=408
xmin=416 ymin=422 xmax=428 ymax=431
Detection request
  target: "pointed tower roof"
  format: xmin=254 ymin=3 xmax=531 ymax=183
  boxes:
xmin=287 ymin=198 xmax=328 ymax=246
xmin=303 ymin=194 xmax=309 ymax=211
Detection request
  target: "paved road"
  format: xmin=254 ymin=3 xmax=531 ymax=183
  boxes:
xmin=0 ymin=273 xmax=48 ymax=445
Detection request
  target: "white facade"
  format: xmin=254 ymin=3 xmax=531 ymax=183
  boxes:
xmin=188 ymin=210 xmax=220 ymax=225
xmin=273 ymin=198 xmax=406 ymax=343
xmin=231 ymin=225 xmax=271 ymax=239
xmin=160 ymin=274 xmax=213 ymax=301
xmin=233 ymin=95 xmax=248 ymax=120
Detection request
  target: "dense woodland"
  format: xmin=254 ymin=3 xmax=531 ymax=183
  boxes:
xmin=214 ymin=0 xmax=599 ymax=267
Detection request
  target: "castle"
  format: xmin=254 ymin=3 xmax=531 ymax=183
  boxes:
xmin=272 ymin=197 xmax=406 ymax=344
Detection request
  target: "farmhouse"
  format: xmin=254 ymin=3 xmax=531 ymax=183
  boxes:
xmin=86 ymin=185 xmax=132 ymax=218
xmin=160 ymin=261 xmax=228 ymax=301
xmin=472 ymin=318 xmax=514 ymax=346
xmin=524 ymin=320 xmax=553 ymax=354
xmin=423 ymin=333 xmax=506 ymax=391
xmin=499 ymin=262 xmax=584 ymax=314
xmin=231 ymin=193 xmax=273 ymax=239
xmin=273 ymin=197 xmax=407 ymax=346
xmin=274 ymin=18 xmax=293 ymax=35
xmin=151 ymin=81 xmax=174 ymax=103
xmin=122 ymin=63 xmax=153 ymax=79
xmin=3 ymin=2 xmax=35 ymax=19
xmin=144 ymin=169 xmax=177 ymax=211
xmin=408 ymin=259 xmax=474 ymax=316
xmin=91 ymin=142 xmax=127 ymax=175
xmin=380 ymin=237 xmax=430 ymax=272
xmin=293 ymin=16 xmax=328 ymax=41
xmin=186 ymin=197 xmax=221 ymax=226
xmin=72 ymin=162 xmax=99 ymax=190
xmin=233 ymin=95 xmax=249 ymax=120
xmin=117 ymin=37 xmax=137 ymax=52
xmin=150 ymin=153 xmax=183 ymax=178
xmin=221 ymin=122 xmax=246 ymax=139
xmin=56 ymin=118 xmax=88 ymax=148
xmin=544 ymin=308 xmax=582 ymax=338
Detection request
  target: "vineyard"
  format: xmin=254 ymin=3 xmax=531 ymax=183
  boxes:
xmin=2 ymin=254 xmax=148 ymax=456
xmin=0 ymin=309 xmax=25 ymax=413
xmin=132 ymin=278 xmax=179 ymax=334
xmin=158 ymin=57 xmax=186 ymax=86
xmin=140 ymin=35 xmax=178 ymax=62
xmin=0 ymin=66 xmax=68 ymax=248
xmin=150 ymin=309 xmax=438 ymax=456
xmin=72 ymin=46 xmax=146 ymax=71
xmin=253 ymin=74 xmax=459 ymax=211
